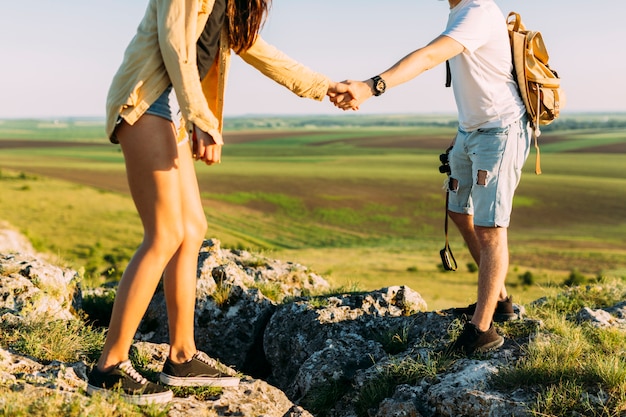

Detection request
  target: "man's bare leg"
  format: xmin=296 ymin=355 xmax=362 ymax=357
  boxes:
xmin=448 ymin=211 xmax=508 ymax=301
xmin=470 ymin=226 xmax=509 ymax=331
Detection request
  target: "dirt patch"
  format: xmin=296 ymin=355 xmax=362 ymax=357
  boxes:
xmin=11 ymin=166 xmax=130 ymax=195
xmin=0 ymin=132 xmax=317 ymax=149
xmin=308 ymin=135 xmax=453 ymax=150
xmin=222 ymin=131 xmax=322 ymax=144
xmin=531 ymin=135 xmax=570 ymax=145
xmin=564 ymin=142 xmax=626 ymax=153
xmin=536 ymin=134 xmax=626 ymax=153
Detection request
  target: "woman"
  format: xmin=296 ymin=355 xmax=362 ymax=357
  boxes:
xmin=87 ymin=0 xmax=338 ymax=404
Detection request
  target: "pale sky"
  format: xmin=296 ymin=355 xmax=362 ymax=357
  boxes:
xmin=0 ymin=1 xmax=622 ymax=119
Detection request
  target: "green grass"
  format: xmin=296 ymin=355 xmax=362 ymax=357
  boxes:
xmin=0 ymin=118 xmax=106 ymax=142
xmin=0 ymin=318 xmax=105 ymax=364
xmin=0 ymin=388 xmax=171 ymax=417
xmin=492 ymin=278 xmax=626 ymax=417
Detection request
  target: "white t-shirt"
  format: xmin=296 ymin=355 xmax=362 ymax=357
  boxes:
xmin=442 ymin=0 xmax=525 ymax=131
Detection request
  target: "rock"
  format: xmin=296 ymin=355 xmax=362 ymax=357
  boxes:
xmin=375 ymin=392 xmax=424 ymax=417
xmin=0 ymin=221 xmax=34 ymax=255
xmin=138 ymin=239 xmax=330 ymax=376
xmin=577 ymin=305 xmax=626 ymax=329
xmin=210 ymin=378 xmax=314 ymax=417
xmin=426 ymin=360 xmax=529 ymax=417
xmin=0 ymin=253 xmax=81 ymax=322
xmin=264 ymin=287 xmax=428 ymax=392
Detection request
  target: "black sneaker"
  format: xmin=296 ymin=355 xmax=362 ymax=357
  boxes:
xmin=453 ymin=296 xmax=518 ymax=322
xmin=446 ymin=322 xmax=504 ymax=356
xmin=86 ymin=360 xmax=173 ymax=405
xmin=160 ymin=351 xmax=240 ymax=387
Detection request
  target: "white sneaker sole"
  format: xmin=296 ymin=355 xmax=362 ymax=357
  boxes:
xmin=159 ymin=374 xmax=240 ymax=388
xmin=86 ymin=383 xmax=174 ymax=405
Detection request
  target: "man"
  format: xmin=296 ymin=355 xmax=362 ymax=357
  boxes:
xmin=331 ymin=0 xmax=530 ymax=355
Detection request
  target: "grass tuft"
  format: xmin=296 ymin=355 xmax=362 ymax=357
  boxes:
xmin=169 ymin=385 xmax=222 ymax=401
xmin=374 ymin=324 xmax=410 ymax=355
xmin=0 ymin=317 xmax=105 ymax=363
xmin=300 ymin=378 xmax=352 ymax=417
xmin=355 ymin=353 xmax=449 ymax=417
xmin=211 ymin=282 xmax=232 ymax=308
xmin=250 ymin=281 xmax=285 ymax=303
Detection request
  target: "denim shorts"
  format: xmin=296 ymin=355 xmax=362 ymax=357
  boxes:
xmin=145 ymin=85 xmax=174 ymax=122
xmin=447 ymin=115 xmax=531 ymax=228
xmin=112 ymin=85 xmax=184 ymax=144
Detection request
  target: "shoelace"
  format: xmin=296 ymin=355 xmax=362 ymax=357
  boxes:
xmin=118 ymin=360 xmax=148 ymax=385
xmin=193 ymin=351 xmax=214 ymax=366
xmin=193 ymin=351 xmax=232 ymax=376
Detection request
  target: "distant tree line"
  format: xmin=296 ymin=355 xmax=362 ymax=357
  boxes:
xmin=224 ymin=113 xmax=626 ymax=132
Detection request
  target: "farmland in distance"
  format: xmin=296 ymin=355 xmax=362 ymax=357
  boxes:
xmin=1 ymin=114 xmax=625 ymax=309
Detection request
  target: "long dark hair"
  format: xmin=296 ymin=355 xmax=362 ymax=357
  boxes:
xmin=227 ymin=0 xmax=271 ymax=54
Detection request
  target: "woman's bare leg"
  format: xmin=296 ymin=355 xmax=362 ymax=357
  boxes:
xmin=96 ymin=115 xmax=195 ymax=371
xmin=162 ymin=138 xmax=207 ymax=363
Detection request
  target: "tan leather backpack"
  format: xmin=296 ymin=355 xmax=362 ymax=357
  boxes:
xmin=508 ymin=11 xmax=565 ymax=174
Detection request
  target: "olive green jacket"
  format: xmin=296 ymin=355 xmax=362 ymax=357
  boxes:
xmin=106 ymin=0 xmax=329 ymax=144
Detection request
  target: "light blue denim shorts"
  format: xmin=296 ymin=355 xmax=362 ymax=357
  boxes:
xmin=112 ymin=85 xmax=183 ymax=144
xmin=447 ymin=115 xmax=531 ymax=228
xmin=145 ymin=85 xmax=174 ymax=122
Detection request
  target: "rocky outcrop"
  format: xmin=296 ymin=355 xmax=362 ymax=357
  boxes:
xmin=137 ymin=239 xmax=333 ymax=376
xmin=1 ymin=226 xmax=625 ymax=416
xmin=0 ymin=253 xmax=81 ymax=323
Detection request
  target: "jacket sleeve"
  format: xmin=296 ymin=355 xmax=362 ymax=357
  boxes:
xmin=238 ymin=36 xmax=330 ymax=102
xmin=156 ymin=0 xmax=222 ymax=143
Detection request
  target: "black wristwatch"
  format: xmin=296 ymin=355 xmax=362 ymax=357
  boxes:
xmin=370 ymin=75 xmax=386 ymax=96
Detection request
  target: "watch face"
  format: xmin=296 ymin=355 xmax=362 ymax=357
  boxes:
xmin=372 ymin=76 xmax=386 ymax=95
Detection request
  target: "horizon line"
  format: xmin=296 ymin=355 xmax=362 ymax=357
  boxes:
xmin=2 ymin=110 xmax=626 ymax=122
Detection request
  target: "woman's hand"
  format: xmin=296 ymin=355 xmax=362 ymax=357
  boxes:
xmin=192 ymin=125 xmax=223 ymax=165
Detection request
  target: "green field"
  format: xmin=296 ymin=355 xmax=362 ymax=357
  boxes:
xmin=1 ymin=115 xmax=625 ymax=310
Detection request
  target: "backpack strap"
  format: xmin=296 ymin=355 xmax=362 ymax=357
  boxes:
xmin=532 ymin=92 xmax=542 ymax=175
xmin=532 ymin=130 xmax=542 ymax=175
xmin=445 ymin=61 xmax=452 ymax=88
xmin=508 ymin=12 xmax=522 ymax=32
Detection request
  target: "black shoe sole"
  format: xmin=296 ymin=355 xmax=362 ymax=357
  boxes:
xmin=473 ymin=334 xmax=505 ymax=353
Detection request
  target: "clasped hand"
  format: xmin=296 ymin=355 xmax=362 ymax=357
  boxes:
xmin=327 ymin=80 xmax=373 ymax=111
